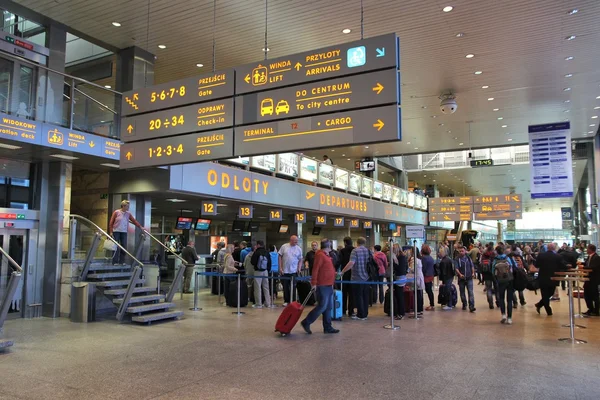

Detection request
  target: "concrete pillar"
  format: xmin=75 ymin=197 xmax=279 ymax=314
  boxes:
xmin=39 ymin=24 xmax=66 ymax=125
xmin=37 ymin=162 xmax=71 ymax=318
xmin=497 ymin=222 xmax=503 ymax=244
xmin=589 ymin=138 xmax=599 ymax=244
xmin=116 ymin=46 xmax=155 ymax=92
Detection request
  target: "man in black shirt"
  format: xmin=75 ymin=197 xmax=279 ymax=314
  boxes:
xmin=181 ymin=241 xmax=199 ymax=293
xmin=304 ymin=241 xmax=319 ymax=275
xmin=339 ymin=237 xmax=355 ymax=317
xmin=232 ymin=241 xmax=245 ymax=268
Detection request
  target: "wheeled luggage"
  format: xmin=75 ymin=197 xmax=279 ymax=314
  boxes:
xmin=275 ymin=287 xmax=316 ymax=336
xmin=331 ymin=289 xmax=342 ymax=320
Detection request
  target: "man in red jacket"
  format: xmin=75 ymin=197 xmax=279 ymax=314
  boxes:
xmin=300 ymin=238 xmax=340 ymax=334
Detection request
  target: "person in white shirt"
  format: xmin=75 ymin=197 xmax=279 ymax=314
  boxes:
xmin=108 ymin=200 xmax=143 ymax=265
xmin=278 ymin=235 xmax=304 ymax=306
xmin=322 ymin=155 xmax=333 ymax=165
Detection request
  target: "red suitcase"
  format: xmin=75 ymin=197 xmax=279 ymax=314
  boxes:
xmin=404 ymin=286 xmax=415 ymax=313
xmin=275 ymin=287 xmax=315 ymax=336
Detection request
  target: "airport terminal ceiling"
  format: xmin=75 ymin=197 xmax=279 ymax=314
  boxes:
xmin=14 ymin=0 xmax=600 ymax=156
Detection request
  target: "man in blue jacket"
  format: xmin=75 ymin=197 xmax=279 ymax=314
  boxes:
xmin=454 ymin=246 xmax=476 ymax=312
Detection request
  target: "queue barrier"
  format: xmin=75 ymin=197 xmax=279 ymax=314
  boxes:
xmin=191 ymin=270 xmax=407 ymax=329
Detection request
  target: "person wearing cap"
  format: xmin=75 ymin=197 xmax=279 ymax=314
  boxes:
xmin=108 ymin=200 xmax=143 ymax=265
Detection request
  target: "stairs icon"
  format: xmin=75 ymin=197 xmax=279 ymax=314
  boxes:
xmin=125 ymin=96 xmax=139 ymax=110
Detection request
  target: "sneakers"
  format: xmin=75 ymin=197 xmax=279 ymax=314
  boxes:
xmin=282 ymin=303 xmax=289 ymax=307
xmin=300 ymin=320 xmax=312 ymax=334
xmin=535 ymin=305 xmax=541 ymax=314
xmin=550 ymin=297 xmax=560 ymax=302
xmin=358 ymin=317 xmax=368 ymax=321
xmin=442 ymin=306 xmax=453 ymax=311
xmin=513 ymin=303 xmax=518 ymax=309
xmin=489 ymin=305 xmax=494 ymax=310
xmin=521 ymin=301 xmax=527 ymax=306
xmin=501 ymin=314 xmax=507 ymax=324
xmin=351 ymin=315 xmax=359 ymax=320
xmin=324 ymin=328 xmax=340 ymax=334
xmin=506 ymin=318 xmax=513 ymax=325
xmin=252 ymin=304 xmax=263 ymax=309
xmin=462 ymin=305 xmax=467 ymax=311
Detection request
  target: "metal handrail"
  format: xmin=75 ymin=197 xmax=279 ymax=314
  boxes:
xmin=69 ymin=214 xmax=143 ymax=267
xmin=0 ymin=49 xmax=122 ymax=95
xmin=0 ymin=246 xmax=23 ymax=272
xmin=141 ymin=230 xmax=188 ymax=266
xmin=74 ymin=87 xmax=118 ymax=114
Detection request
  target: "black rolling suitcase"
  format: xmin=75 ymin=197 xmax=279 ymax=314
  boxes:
xmin=227 ymin=274 xmax=248 ymax=308
xmin=296 ymin=270 xmax=315 ymax=306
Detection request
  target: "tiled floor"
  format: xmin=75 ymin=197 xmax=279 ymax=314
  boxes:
xmin=1 ymin=284 xmax=599 ymax=400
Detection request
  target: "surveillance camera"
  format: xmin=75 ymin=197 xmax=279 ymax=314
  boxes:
xmin=440 ymin=97 xmax=458 ymax=114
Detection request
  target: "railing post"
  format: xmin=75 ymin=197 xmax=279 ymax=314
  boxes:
xmin=116 ymin=265 xmax=141 ymax=321
xmin=133 ymin=232 xmax=146 ymax=264
xmin=0 ymin=272 xmax=21 ymax=332
xmin=80 ymin=233 xmax=101 ymax=281
xmin=69 ymin=78 xmax=75 ymax=130
xmin=68 ymin=217 xmax=77 ymax=260
xmin=166 ymin=262 xmax=186 ymax=303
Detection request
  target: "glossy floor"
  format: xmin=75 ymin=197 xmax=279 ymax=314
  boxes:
xmin=1 ymin=284 xmax=599 ymax=400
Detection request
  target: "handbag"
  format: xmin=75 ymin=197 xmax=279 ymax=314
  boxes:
xmin=103 ymin=239 xmax=117 ymax=252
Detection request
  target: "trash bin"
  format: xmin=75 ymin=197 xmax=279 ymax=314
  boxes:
xmin=70 ymin=282 xmax=96 ymax=322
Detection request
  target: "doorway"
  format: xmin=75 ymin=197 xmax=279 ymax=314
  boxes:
xmin=0 ymin=228 xmax=27 ymax=319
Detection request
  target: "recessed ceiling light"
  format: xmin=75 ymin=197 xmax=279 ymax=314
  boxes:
xmin=502 ymin=125 xmax=508 ymax=128
xmin=342 ymin=154 xmax=346 ymax=156
xmin=414 ymin=147 xmax=419 ymax=150
xmin=459 ymin=142 xmax=464 ymax=146
xmin=465 ymin=54 xmax=474 ymax=58
xmin=595 ymin=106 xmax=600 ymax=110
xmin=104 ymin=85 xmax=111 ymax=89
xmin=481 ymin=85 xmax=489 ymax=89
xmin=592 ymin=116 xmax=598 ymax=119
xmin=365 ymin=146 xmax=369 ymax=148
xmin=455 ymin=32 xmax=465 ymax=38
xmin=112 ymin=22 xmax=121 ymax=27
xmin=596 ymin=96 xmax=600 ymax=99
xmin=565 ymin=35 xmax=576 ymax=41
xmin=443 ymin=6 xmax=454 ymax=12
xmin=166 ymin=198 xmax=187 ymax=203
xmin=590 ymin=124 xmax=596 ymax=127
xmin=589 ymin=131 xmax=594 ymax=134
xmin=439 ymin=123 xmax=444 ymax=126
xmin=497 ymin=117 xmax=503 ymax=120
xmin=568 ymin=9 xmax=578 ymax=15
xmin=565 ymin=56 xmax=574 ymax=61
xmin=262 ymin=47 xmax=270 ymax=52
xmin=342 ymin=28 xmax=352 ymax=34
xmin=564 ymin=110 xmax=570 ymax=113
xmin=0 ymin=143 xmax=22 ymax=150
xmin=431 ymin=115 xmax=437 ymax=118
xmin=100 ymin=163 xmax=120 ymax=168
xmin=454 ymin=137 xmax=458 ymax=140
xmin=433 ymin=179 xmax=436 ymax=182
xmin=347 ymin=158 xmax=351 ymax=161
xmin=563 ymin=88 xmax=571 ymax=91
xmin=507 ymin=138 xmax=513 ymax=141
xmin=493 ymin=108 xmax=499 ymax=112
xmin=564 ymin=73 xmax=573 ymax=78
xmin=421 ymin=106 xmax=427 ymax=109
xmin=474 ymin=71 xmax=483 ymax=75
xmin=158 ymin=44 xmax=166 ymax=49
xmin=487 ymin=97 xmax=494 ymax=101
xmin=50 ymin=154 xmax=79 ymax=160
xmin=564 ymin=100 xmax=571 ymax=103
xmin=447 ymin=130 xmax=452 ymax=133
xmin=196 ymin=63 xmax=204 ymax=67
xmin=406 ymin=142 xmax=411 ymax=145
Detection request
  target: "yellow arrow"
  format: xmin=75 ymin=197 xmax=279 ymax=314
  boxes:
xmin=372 ymin=82 xmax=384 ymax=94
xmin=306 ymin=190 xmax=315 ymax=200
xmin=444 ymin=215 xmax=451 ymax=220
xmin=133 ymin=93 xmax=139 ymax=101
xmin=294 ymin=62 xmax=302 ymax=71
xmin=244 ymin=74 xmax=251 ymax=83
xmin=126 ymin=151 xmax=132 ymax=161
xmin=512 ymin=196 xmax=520 ymax=202
xmin=89 ymin=141 xmax=95 ymax=148
xmin=373 ymin=119 xmax=384 ymax=131
xmin=127 ymin=124 xmax=133 ymax=134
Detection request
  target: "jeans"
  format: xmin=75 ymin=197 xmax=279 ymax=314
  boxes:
xmin=583 ymin=281 xmax=599 ymax=313
xmin=425 ymin=281 xmax=435 ymax=307
xmin=303 ymin=285 xmax=333 ymax=331
xmin=282 ymin=273 xmax=298 ymax=303
xmin=536 ymin=286 xmax=555 ymax=315
xmin=485 ymin=279 xmax=498 ymax=307
xmin=444 ymin=278 xmax=454 ymax=307
xmin=458 ymin=278 xmax=475 ymax=309
xmin=112 ymin=231 xmax=127 ymax=264
xmin=497 ymin=281 xmax=514 ymax=318
xmin=352 ymin=283 xmax=370 ymax=318
xmin=183 ymin=266 xmax=194 ymax=292
xmin=513 ymin=290 xmax=526 ymax=306
xmin=253 ymin=270 xmax=271 ymax=307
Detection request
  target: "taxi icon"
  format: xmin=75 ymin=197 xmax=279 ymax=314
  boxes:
xmin=260 ymin=98 xmax=274 ymax=116
xmin=275 ymin=100 xmax=290 ymax=115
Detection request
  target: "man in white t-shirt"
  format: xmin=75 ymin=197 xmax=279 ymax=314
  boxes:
xmin=278 ymin=235 xmax=304 ymax=306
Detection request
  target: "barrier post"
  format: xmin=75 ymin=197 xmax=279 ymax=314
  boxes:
xmin=156 ymin=275 xmax=161 ymax=295
xmin=574 ymin=274 xmax=584 ymax=319
xmin=409 ymin=240 xmax=420 ymax=320
xmin=384 ymin=238 xmax=399 ymax=330
xmin=218 ymin=274 xmax=222 ymax=304
xmin=269 ymin=273 xmax=277 ymax=308
xmin=291 ymin=275 xmax=296 ymax=303
xmin=232 ymin=273 xmax=245 ymax=315
xmin=189 ymin=271 xmax=202 ymax=311
xmin=180 ymin=265 xmax=184 ymax=300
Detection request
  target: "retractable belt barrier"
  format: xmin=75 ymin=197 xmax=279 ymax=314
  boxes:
xmin=196 ymin=271 xmax=407 ymax=285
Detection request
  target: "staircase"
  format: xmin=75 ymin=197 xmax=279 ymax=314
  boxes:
xmin=85 ymin=261 xmax=183 ymax=324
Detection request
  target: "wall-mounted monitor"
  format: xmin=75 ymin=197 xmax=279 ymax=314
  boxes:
xmin=195 ymin=219 xmax=211 ymax=230
xmin=247 ymin=221 xmax=260 ymax=232
xmin=176 ymin=217 xmax=193 ymax=230
xmin=312 ymin=226 xmax=321 ymax=235
xmin=232 ymin=220 xmax=246 ymax=232
xmin=359 ymin=160 xmax=376 ymax=172
xmin=279 ymin=223 xmax=289 ymax=233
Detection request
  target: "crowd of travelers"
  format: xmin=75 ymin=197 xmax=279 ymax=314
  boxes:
xmin=206 ymin=236 xmax=600 ymax=333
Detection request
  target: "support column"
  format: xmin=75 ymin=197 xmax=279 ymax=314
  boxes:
xmin=116 ymin=46 xmax=155 ymax=92
xmin=589 ymin=138 xmax=599 ymax=244
xmin=37 ymin=162 xmax=71 ymax=318
xmin=39 ymin=24 xmax=67 ymax=125
xmin=497 ymin=222 xmax=503 ymax=244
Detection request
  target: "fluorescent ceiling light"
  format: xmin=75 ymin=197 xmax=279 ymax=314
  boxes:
xmin=100 ymin=163 xmax=120 ymax=168
xmin=565 ymin=56 xmax=574 ymax=61
xmin=481 ymin=85 xmax=489 ymax=89
xmin=487 ymin=97 xmax=494 ymax=101
xmin=0 ymin=143 xmax=22 ymax=150
xmin=595 ymin=106 xmax=600 ymax=110
xmin=158 ymin=44 xmax=166 ymax=49
xmin=465 ymin=54 xmax=474 ymax=58
xmin=181 ymin=209 xmax=193 ymax=213
xmin=165 ymin=198 xmax=187 ymax=203
xmin=414 ymin=147 xmax=419 ymax=150
xmin=443 ymin=6 xmax=454 ymax=12
xmin=592 ymin=116 xmax=598 ymax=119
xmin=502 ymin=125 xmax=508 ymax=128
xmin=112 ymin=22 xmax=121 ymax=27
xmin=493 ymin=108 xmax=499 ymax=111
xmin=497 ymin=117 xmax=503 ymax=120
xmin=342 ymin=28 xmax=351 ymax=34
xmin=196 ymin=63 xmax=204 ymax=67
xmin=474 ymin=71 xmax=482 ymax=75
xmin=564 ymin=100 xmax=571 ymax=103
xmin=50 ymin=154 xmax=79 ymax=160
xmin=217 ymin=203 xmax=228 ymax=206
xmin=459 ymin=142 xmax=464 ymax=146
xmin=507 ymin=138 xmax=513 ymax=141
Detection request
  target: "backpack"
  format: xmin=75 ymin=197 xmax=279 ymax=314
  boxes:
xmin=481 ymin=257 xmax=492 ymax=274
xmin=255 ymin=254 xmax=268 ymax=271
xmin=513 ymin=267 xmax=528 ymax=291
xmin=494 ymin=259 xmax=513 ymax=283
xmin=329 ymin=250 xmax=341 ymax=270
xmin=367 ymin=252 xmax=379 ymax=281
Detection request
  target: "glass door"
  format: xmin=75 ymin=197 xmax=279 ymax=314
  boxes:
xmin=0 ymin=57 xmax=13 ymax=113
xmin=15 ymin=65 xmax=35 ymax=118
xmin=0 ymin=229 xmax=26 ymax=319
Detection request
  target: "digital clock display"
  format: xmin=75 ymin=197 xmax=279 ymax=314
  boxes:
xmin=470 ymin=159 xmax=494 ymax=167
